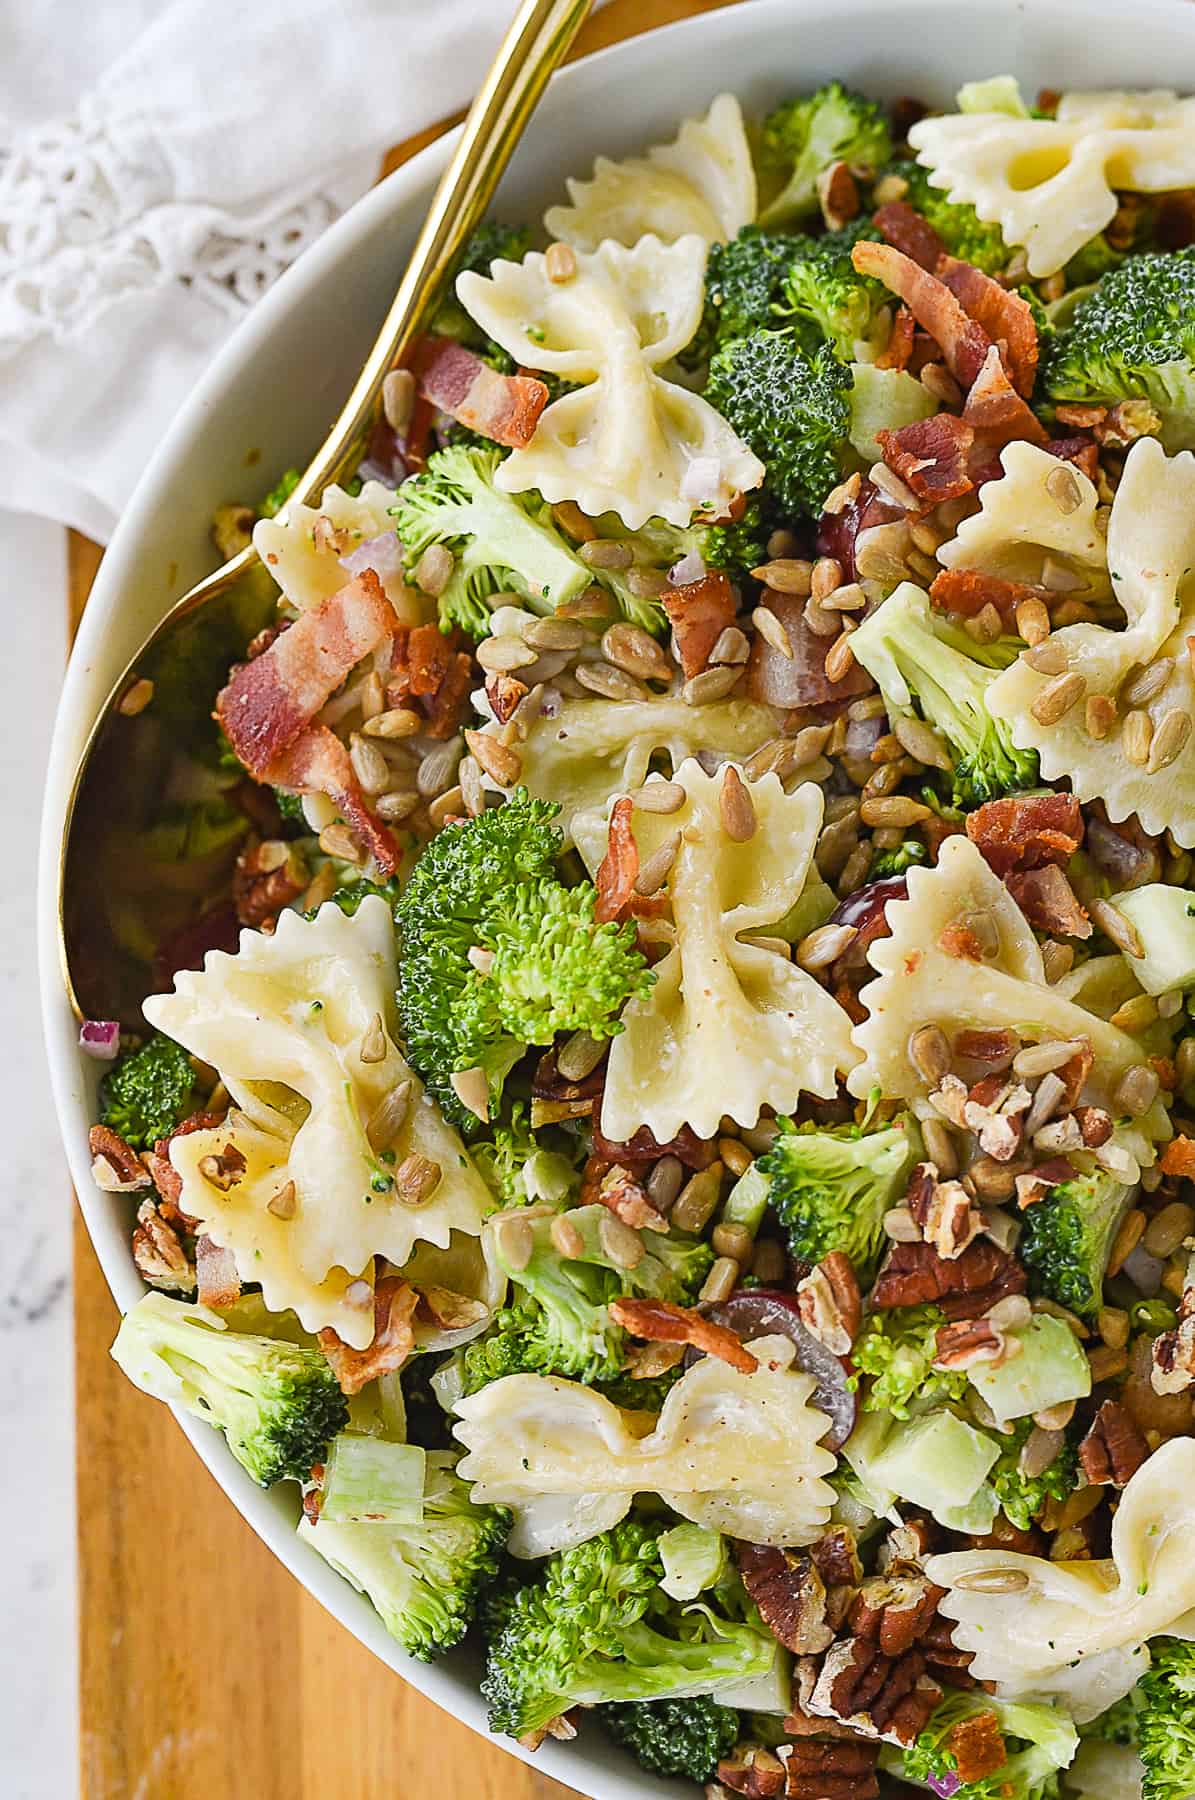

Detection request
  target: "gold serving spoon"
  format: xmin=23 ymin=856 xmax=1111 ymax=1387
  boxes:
xmin=58 ymin=0 xmax=592 ymax=1026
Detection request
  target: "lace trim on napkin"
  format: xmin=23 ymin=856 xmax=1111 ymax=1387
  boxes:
xmin=0 ymin=95 xmax=341 ymax=351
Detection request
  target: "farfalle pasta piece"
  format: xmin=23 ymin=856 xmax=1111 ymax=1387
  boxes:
xmin=927 ymin=1437 xmax=1195 ymax=1695
xmin=143 ymin=899 xmax=490 ymax=1347
xmin=481 ymin=693 xmax=777 ymax=854
xmin=453 ymin=1334 xmax=836 ymax=1557
xmin=544 ymin=92 xmax=756 ymax=250
xmin=455 ymin=235 xmax=764 ymax=528
xmin=987 ymin=438 xmax=1195 ymax=844
xmin=936 ymin=440 xmax=1110 ymax=599
xmin=848 ymin=836 xmax=1167 ymax=1153
xmin=909 ymin=88 xmax=1195 ymax=276
xmin=599 ymin=759 xmax=858 ymax=1141
xmin=253 ymin=481 xmax=417 ymax=616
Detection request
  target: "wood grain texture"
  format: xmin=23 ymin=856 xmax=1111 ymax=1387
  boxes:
xmin=71 ymin=1 xmax=743 ymax=1795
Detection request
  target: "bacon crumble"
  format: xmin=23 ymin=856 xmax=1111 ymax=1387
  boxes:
xmin=414 ymin=336 xmax=549 ymax=450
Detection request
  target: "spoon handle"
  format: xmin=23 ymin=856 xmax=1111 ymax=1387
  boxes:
xmin=297 ymin=0 xmax=592 ymax=503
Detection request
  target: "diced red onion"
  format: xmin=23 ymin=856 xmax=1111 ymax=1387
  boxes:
xmin=1122 ymin=1242 xmax=1164 ymax=1296
xmin=844 ymin=713 xmax=886 ymax=759
xmin=339 ymin=531 xmax=407 ymax=606
xmin=669 ymin=550 xmax=706 ymax=587
xmin=80 ymin=1019 xmax=121 ymax=1060
xmin=928 ymin=1774 xmax=961 ymax=1798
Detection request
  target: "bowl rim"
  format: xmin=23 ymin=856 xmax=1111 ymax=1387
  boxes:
xmin=37 ymin=0 xmax=1195 ymax=1791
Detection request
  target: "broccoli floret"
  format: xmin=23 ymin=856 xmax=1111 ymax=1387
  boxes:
xmin=470 ymin=1102 xmax=583 ymax=1209
xmin=758 ymin=1110 xmax=917 ymax=1283
xmin=1042 ymin=249 xmax=1195 ymax=447
xmin=432 ymin=220 xmax=533 ymax=357
xmin=705 ymin=331 xmax=854 ymax=520
xmin=1138 ymin=1640 xmax=1195 ymax=1800
xmin=702 ymin=495 xmax=771 ymax=577
xmin=758 ymin=82 xmax=892 ymax=227
xmin=260 ymin=467 xmax=300 ymax=518
xmin=391 ymin=445 xmax=595 ymax=635
xmin=686 ymin=225 xmax=796 ymax=365
xmin=322 ymin=875 xmax=402 ymax=917
xmin=850 ymin=1305 xmax=969 ymax=1420
xmin=592 ymin=1363 xmax=684 ymax=1414
xmin=395 ymin=790 xmax=653 ymax=1130
xmin=598 ymin=1696 xmax=739 ymax=1781
xmin=483 ymin=1516 xmax=775 ymax=1739
xmin=1080 ymin=1688 xmax=1140 ymax=1748
xmin=849 ymin=582 xmax=1038 ymax=807
xmin=988 ymin=1418 xmax=1078 ymax=1531
xmin=889 ymin=1691 xmax=1079 ymax=1799
xmin=595 ymin=500 xmax=771 ymax=594
xmin=111 ymin=1291 xmax=348 ymax=1486
xmin=869 ymin=838 xmax=928 ymax=880
xmin=99 ymin=1032 xmax=198 ymax=1150
xmin=299 ymin=1450 xmax=508 ymax=1660
xmin=779 ymin=221 xmax=888 ymax=362
xmin=1019 ymin=1168 xmax=1134 ymax=1320
xmin=1064 ymin=231 xmax=1125 ymax=289
xmin=273 ymin=787 xmax=307 ymax=825
xmin=880 ymin=159 xmax=1009 ymax=274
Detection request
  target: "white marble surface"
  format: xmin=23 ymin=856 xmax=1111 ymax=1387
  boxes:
xmin=0 ymin=511 xmax=76 ymax=1798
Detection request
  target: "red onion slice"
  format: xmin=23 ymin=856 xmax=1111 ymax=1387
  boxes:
xmin=80 ymin=1020 xmax=121 ymax=1060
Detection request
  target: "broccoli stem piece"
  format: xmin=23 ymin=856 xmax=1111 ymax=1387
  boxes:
xmin=111 ymin=1291 xmax=348 ymax=1486
xmin=1018 ymin=1168 xmax=1135 ymax=1320
xmin=849 ymin=582 xmax=1039 ymax=808
xmin=758 ymin=1110 xmax=917 ymax=1283
xmin=299 ymin=1451 xmax=509 ymax=1660
xmin=99 ymin=1032 xmax=198 ymax=1150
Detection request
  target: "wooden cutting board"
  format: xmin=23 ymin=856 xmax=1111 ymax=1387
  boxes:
xmin=70 ymin=1 xmax=742 ymax=1793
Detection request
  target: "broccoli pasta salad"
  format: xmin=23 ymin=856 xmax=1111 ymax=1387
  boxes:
xmin=86 ymin=72 xmax=1195 ymax=1800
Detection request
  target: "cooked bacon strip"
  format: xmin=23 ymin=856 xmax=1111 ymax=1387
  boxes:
xmin=266 ymin=724 xmax=400 ymax=874
xmin=963 ymin=344 xmax=1049 ymax=449
xmin=937 ymin=257 xmax=1039 ymax=397
xmin=387 ymin=623 xmax=474 ymax=740
xmin=1046 ymin=435 xmax=1100 ymax=482
xmin=874 ymin=304 xmax=916 ymax=372
xmin=1008 ymin=864 xmax=1092 ymax=939
xmin=217 ymin=569 xmax=397 ymax=775
xmin=595 ymin=796 xmax=639 ymax=924
xmin=877 ymin=414 xmax=975 ymax=504
xmin=414 ymin=336 xmax=549 ymax=450
xmin=608 ymin=1297 xmax=759 ymax=1375
xmin=662 ymin=570 xmax=737 ymax=678
xmin=195 ymin=1235 xmax=242 ymax=1308
xmin=319 ymin=1277 xmax=418 ymax=1395
xmin=949 ymin=1711 xmax=1007 ymax=1785
xmin=746 ymin=591 xmax=870 ymax=707
xmin=874 ymin=202 xmax=946 ymax=271
xmin=851 ymin=240 xmax=992 ymax=388
xmin=965 ymin=792 xmax=1084 ymax=878
xmin=929 ymin=567 xmax=1043 ymax=623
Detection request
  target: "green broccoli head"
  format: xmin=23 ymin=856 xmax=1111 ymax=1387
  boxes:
xmin=869 ymin=838 xmax=928 ymax=880
xmin=99 ymin=1032 xmax=198 ymax=1150
xmin=260 ymin=467 xmax=301 ymax=518
xmin=881 ymin=159 xmax=1009 ymax=274
xmin=989 ymin=1417 xmax=1079 ymax=1532
xmin=705 ymin=331 xmax=854 ymax=521
xmin=758 ymin=1111 xmax=917 ymax=1283
xmin=1042 ymin=249 xmax=1195 ymax=448
xmin=482 ymin=1516 xmax=775 ymax=1739
xmin=779 ymin=221 xmax=888 ymax=362
xmin=111 ymin=1292 xmax=348 ymax=1487
xmin=758 ymin=82 xmax=892 ymax=226
xmin=685 ymin=226 xmax=796 ymax=366
xmin=850 ymin=1305 xmax=969 ymax=1420
xmin=320 ymin=875 xmax=402 ymax=917
xmin=592 ymin=1363 xmax=685 ymax=1414
xmin=891 ymin=1692 xmax=1079 ymax=1800
xmin=849 ymin=583 xmax=1038 ymax=808
xmin=598 ymin=1696 xmax=739 ymax=1781
xmin=470 ymin=1102 xmax=583 ymax=1209
xmin=700 ymin=495 xmax=771 ymax=579
xmin=1136 ymin=1640 xmax=1195 ymax=1800
xmin=395 ymin=790 xmax=653 ymax=1130
xmin=1080 ymin=1688 xmax=1140 ymax=1748
xmin=299 ymin=1451 xmax=509 ymax=1660
xmin=1019 ymin=1169 xmax=1134 ymax=1320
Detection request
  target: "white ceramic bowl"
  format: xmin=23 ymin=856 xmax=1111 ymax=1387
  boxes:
xmin=38 ymin=1 xmax=1195 ymax=1790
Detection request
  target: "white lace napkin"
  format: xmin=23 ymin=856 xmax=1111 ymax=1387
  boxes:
xmin=0 ymin=0 xmax=564 ymax=542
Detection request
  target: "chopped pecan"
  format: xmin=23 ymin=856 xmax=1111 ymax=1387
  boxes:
xmin=484 ymin=671 xmax=528 ymax=725
xmin=1153 ymin=1283 xmax=1195 ymax=1395
xmin=782 ymin=1739 xmax=880 ymax=1800
xmin=848 ymin=1568 xmax=944 ymax=1658
xmin=718 ymin=1746 xmax=786 ymax=1797
xmin=737 ymin=1543 xmax=835 ymax=1655
xmin=131 ymin=1198 xmax=196 ymax=1293
xmin=1079 ymin=1399 xmax=1150 ymax=1486
xmin=949 ymin=1709 xmax=1007 ymax=1784
xmin=196 ymin=1144 xmax=247 ymax=1191
xmin=933 ymin=1316 xmax=1012 ymax=1370
xmin=318 ymin=1277 xmax=418 ymax=1395
xmin=195 ymin=1235 xmax=241 ymax=1308
xmin=591 ymin=1161 xmax=668 ymax=1233
xmin=812 ymin=1527 xmax=863 ymax=1589
xmin=920 ymin=1614 xmax=975 ymax=1684
xmin=1056 ymin=1038 xmax=1094 ymax=1112
xmin=965 ymin=792 xmax=1084 ymax=879
xmin=232 ymin=837 xmax=307 ymax=928
xmin=906 ymin=1161 xmax=982 ymax=1260
xmin=796 ymin=1252 xmax=862 ymax=1355
xmin=608 ymin=1296 xmax=758 ymax=1374
xmin=1015 ymin=1158 xmax=1076 ymax=1210
xmin=955 ymin=1028 xmax=1019 ymax=1069
xmin=1073 ymin=1105 xmax=1112 ymax=1148
xmin=89 ymin=1124 xmax=152 ymax=1193
xmin=782 ymin=1703 xmax=861 ymax=1741
xmin=818 ymin=160 xmax=860 ymax=231
xmin=1007 ymin=864 xmax=1091 ymax=940
xmin=878 ymin=1519 xmax=937 ymax=1571
xmin=144 ymin=1109 xmax=226 ymax=1214
xmin=870 ymin=1237 xmax=1026 ymax=1319
xmin=806 ymin=1638 xmax=941 ymax=1746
